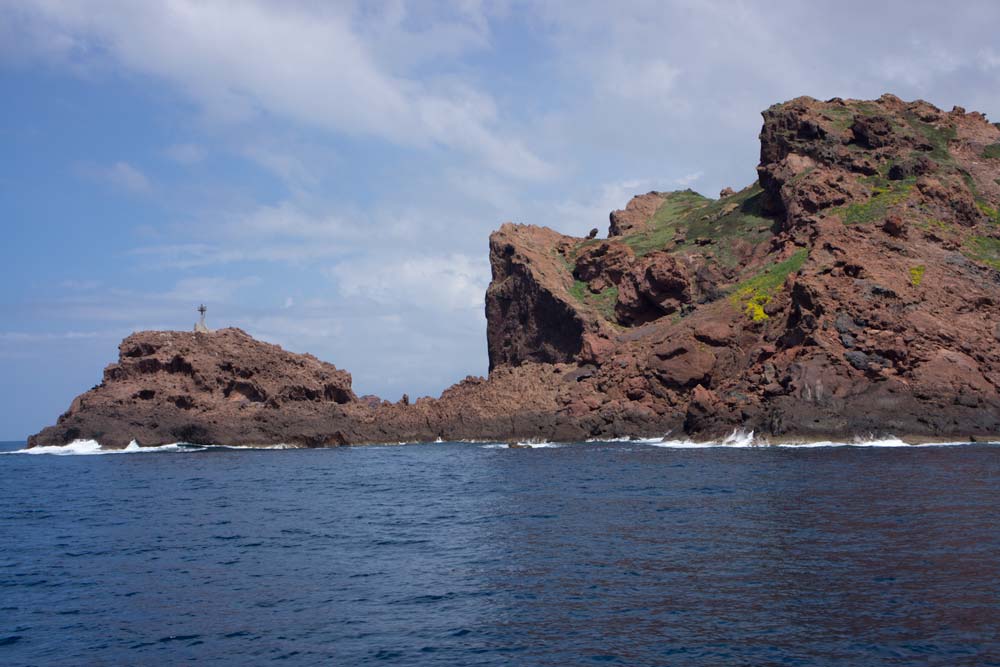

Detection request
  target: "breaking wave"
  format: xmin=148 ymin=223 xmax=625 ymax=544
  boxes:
xmin=481 ymin=441 xmax=563 ymax=449
xmin=638 ymin=431 xmax=994 ymax=449
xmin=5 ymin=433 xmax=993 ymax=455
xmin=3 ymin=440 xmax=298 ymax=456
xmin=486 ymin=431 xmax=995 ymax=450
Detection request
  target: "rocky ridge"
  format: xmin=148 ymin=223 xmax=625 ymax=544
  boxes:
xmin=29 ymin=94 xmax=1000 ymax=448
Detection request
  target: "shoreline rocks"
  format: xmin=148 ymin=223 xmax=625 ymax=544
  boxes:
xmin=29 ymin=94 xmax=1000 ymax=449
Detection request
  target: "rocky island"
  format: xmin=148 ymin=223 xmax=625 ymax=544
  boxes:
xmin=28 ymin=94 xmax=1000 ymax=449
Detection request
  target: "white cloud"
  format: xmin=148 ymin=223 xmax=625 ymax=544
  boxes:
xmin=163 ymin=276 xmax=261 ymax=303
xmin=0 ymin=330 xmax=119 ymax=342
xmin=674 ymin=171 xmax=703 ymax=187
xmin=81 ymin=160 xmax=151 ymax=193
xmin=241 ymin=146 xmax=317 ymax=191
xmin=550 ymin=178 xmax=658 ymax=237
xmin=599 ymin=57 xmax=682 ymax=109
xmin=328 ymin=253 xmax=489 ymax=312
xmin=11 ymin=0 xmax=552 ymax=180
xmin=165 ymin=142 xmax=206 ymax=164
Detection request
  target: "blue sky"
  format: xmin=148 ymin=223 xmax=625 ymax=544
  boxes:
xmin=2 ymin=1 xmax=1000 ymax=439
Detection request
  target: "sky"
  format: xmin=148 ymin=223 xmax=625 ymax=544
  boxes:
xmin=2 ymin=0 xmax=1000 ymax=440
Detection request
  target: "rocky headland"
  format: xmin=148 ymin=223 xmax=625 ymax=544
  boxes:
xmin=29 ymin=94 xmax=1000 ymax=448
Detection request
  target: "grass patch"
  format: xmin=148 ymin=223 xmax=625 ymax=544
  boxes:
xmin=618 ymin=190 xmax=711 ymax=256
xmin=729 ymin=249 xmax=809 ymax=322
xmin=568 ymin=279 xmax=589 ymax=302
xmin=909 ymin=265 xmax=925 ymax=287
xmin=852 ymin=101 xmax=883 ymax=118
xmin=820 ymin=105 xmax=854 ymax=131
xmin=902 ymin=111 xmax=957 ymax=163
xmin=960 ymin=169 xmax=979 ymax=197
xmin=917 ymin=216 xmax=953 ymax=233
xmin=983 ymin=143 xmax=1000 ymax=160
xmin=622 ymin=183 xmax=775 ymax=265
xmin=963 ymin=236 xmax=1000 ymax=270
xmin=977 ymin=200 xmax=1000 ymax=224
xmin=566 ymin=237 xmax=605 ymax=261
xmin=569 ymin=280 xmax=619 ymax=321
xmin=837 ymin=177 xmax=915 ymax=224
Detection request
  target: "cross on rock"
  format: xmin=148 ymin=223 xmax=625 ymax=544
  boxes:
xmin=194 ymin=304 xmax=211 ymax=333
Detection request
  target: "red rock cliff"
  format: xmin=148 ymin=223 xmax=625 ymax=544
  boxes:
xmin=29 ymin=94 xmax=1000 ymax=448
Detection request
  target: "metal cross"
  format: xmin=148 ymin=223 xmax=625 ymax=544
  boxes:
xmin=198 ymin=304 xmax=207 ymax=316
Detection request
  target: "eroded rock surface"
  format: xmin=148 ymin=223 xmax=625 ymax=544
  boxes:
xmin=29 ymin=94 xmax=1000 ymax=448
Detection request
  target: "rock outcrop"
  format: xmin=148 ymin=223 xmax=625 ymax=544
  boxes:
xmin=609 ymin=192 xmax=667 ymax=236
xmin=29 ymin=94 xmax=1000 ymax=448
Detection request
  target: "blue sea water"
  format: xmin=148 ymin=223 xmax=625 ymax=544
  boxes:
xmin=1 ymin=438 xmax=998 ymax=666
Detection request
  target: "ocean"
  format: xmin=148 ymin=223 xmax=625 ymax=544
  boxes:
xmin=1 ymin=438 xmax=998 ymax=666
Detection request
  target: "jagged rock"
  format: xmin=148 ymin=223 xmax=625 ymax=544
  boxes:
xmin=684 ymin=384 xmax=723 ymax=433
xmin=29 ymin=94 xmax=1000 ymax=449
xmin=850 ymin=114 xmax=898 ymax=149
xmin=30 ymin=328 xmax=356 ymax=448
xmin=615 ymin=252 xmax=692 ymax=325
xmin=573 ymin=241 xmax=635 ymax=293
xmin=579 ymin=333 xmax=615 ymax=366
xmin=649 ymin=338 xmax=716 ymax=389
xmin=609 ymin=192 xmax=666 ymax=236
xmin=882 ymin=213 xmax=907 ymax=237
xmin=888 ymin=155 xmax=936 ymax=180
xmin=485 ymin=223 xmax=593 ymax=369
xmin=916 ymin=176 xmax=984 ymax=227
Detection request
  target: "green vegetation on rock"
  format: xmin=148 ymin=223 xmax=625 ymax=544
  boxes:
xmin=909 ymin=265 xmax=925 ymax=287
xmin=851 ymin=101 xmax=883 ymax=118
xmin=915 ymin=216 xmax=953 ymax=235
xmin=963 ymin=236 xmax=1000 ymax=270
xmin=819 ymin=105 xmax=855 ymax=131
xmin=977 ymin=200 xmax=1000 ymax=224
xmin=729 ymin=249 xmax=809 ymax=322
xmin=622 ymin=183 xmax=775 ymax=265
xmin=983 ymin=143 xmax=1000 ymax=160
xmin=837 ymin=176 xmax=915 ymax=225
xmin=902 ymin=112 xmax=957 ymax=163
xmin=618 ymin=190 xmax=709 ymax=256
xmin=569 ymin=280 xmax=619 ymax=321
xmin=961 ymin=169 xmax=979 ymax=196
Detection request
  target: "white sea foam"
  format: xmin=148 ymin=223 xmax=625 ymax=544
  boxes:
xmin=2 ymin=439 xmax=304 ymax=456
xmin=585 ymin=435 xmax=671 ymax=444
xmin=774 ymin=436 xmax=910 ymax=448
xmin=3 ymin=439 xmax=203 ymax=455
xmin=639 ymin=430 xmax=759 ymax=448
xmin=481 ymin=441 xmax=563 ymax=449
xmin=638 ymin=430 xmax=993 ymax=449
xmin=7 ymin=433 xmax=992 ymax=455
xmin=10 ymin=439 xmax=106 ymax=455
xmin=478 ymin=429 xmax=995 ymax=450
xmin=208 ymin=443 xmax=298 ymax=450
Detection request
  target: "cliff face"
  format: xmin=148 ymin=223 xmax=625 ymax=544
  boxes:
xmin=32 ymin=328 xmax=359 ymax=448
xmin=478 ymin=93 xmax=1000 ymax=440
xmin=485 ymin=223 xmax=615 ymax=369
xmin=29 ymin=94 xmax=1000 ymax=448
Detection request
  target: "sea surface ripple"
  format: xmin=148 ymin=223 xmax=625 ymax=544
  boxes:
xmin=1 ymin=439 xmax=998 ymax=666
